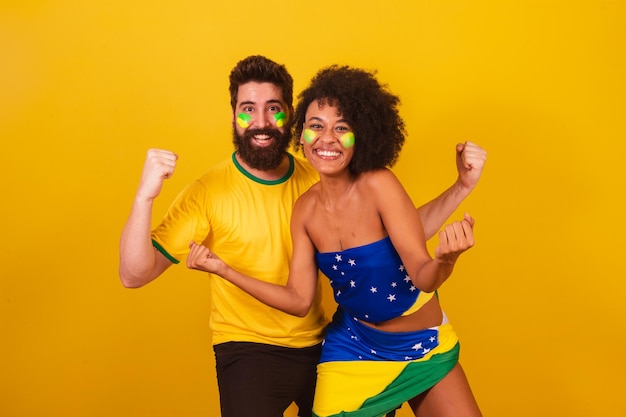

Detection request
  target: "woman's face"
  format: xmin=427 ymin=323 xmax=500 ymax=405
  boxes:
xmin=300 ymin=99 xmax=355 ymax=176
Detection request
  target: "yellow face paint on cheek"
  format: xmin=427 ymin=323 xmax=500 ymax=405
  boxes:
xmin=340 ymin=132 xmax=355 ymax=148
xmin=274 ymin=112 xmax=286 ymax=128
xmin=236 ymin=113 xmax=251 ymax=128
xmin=303 ymin=129 xmax=317 ymax=144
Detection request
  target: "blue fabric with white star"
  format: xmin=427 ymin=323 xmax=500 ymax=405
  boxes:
xmin=319 ymin=307 xmax=439 ymax=363
xmin=315 ymin=236 xmax=420 ymax=323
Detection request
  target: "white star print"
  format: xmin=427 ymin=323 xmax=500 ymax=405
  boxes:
xmin=336 ymin=290 xmax=341 ymax=296
xmin=370 ymin=287 xmax=378 ymax=293
xmin=404 ymin=275 xmax=411 ymax=283
xmin=371 ymin=349 xmax=377 ymax=355
xmin=335 ymin=254 xmax=342 ymax=262
xmin=391 ymin=282 xmax=397 ymax=288
xmin=410 ymin=285 xmax=417 ymax=292
xmin=348 ymin=259 xmax=356 ymax=266
xmin=412 ymin=343 xmax=423 ymax=350
xmin=387 ymin=294 xmax=396 ymax=302
xmin=423 ymin=348 xmax=431 ymax=354
xmin=399 ymin=265 xmax=405 ymax=272
xmin=332 ymin=265 xmax=338 ymax=270
xmin=350 ymin=280 xmax=356 ymax=287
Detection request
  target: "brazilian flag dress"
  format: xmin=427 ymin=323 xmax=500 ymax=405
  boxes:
xmin=313 ymin=236 xmax=461 ymax=417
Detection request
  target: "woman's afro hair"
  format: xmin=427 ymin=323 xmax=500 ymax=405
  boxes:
xmin=293 ymin=65 xmax=406 ymax=174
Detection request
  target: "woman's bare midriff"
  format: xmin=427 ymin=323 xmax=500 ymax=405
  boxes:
xmin=359 ymin=295 xmax=443 ymax=333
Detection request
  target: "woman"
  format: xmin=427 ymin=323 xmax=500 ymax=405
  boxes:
xmin=187 ymin=66 xmax=483 ymax=417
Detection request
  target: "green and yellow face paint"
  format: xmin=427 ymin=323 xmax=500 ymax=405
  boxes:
xmin=340 ymin=132 xmax=355 ymax=148
xmin=236 ymin=113 xmax=252 ymax=128
xmin=274 ymin=112 xmax=286 ymax=128
xmin=303 ymin=129 xmax=317 ymax=144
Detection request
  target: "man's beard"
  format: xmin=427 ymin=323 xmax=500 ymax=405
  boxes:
xmin=233 ymin=127 xmax=292 ymax=171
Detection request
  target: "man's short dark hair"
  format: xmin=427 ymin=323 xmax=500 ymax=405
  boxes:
xmin=229 ymin=55 xmax=294 ymax=112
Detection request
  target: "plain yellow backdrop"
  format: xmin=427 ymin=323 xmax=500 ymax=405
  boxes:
xmin=1 ymin=1 xmax=625 ymax=416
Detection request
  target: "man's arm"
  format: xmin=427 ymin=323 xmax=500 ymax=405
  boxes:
xmin=119 ymin=149 xmax=178 ymax=288
xmin=417 ymin=141 xmax=487 ymax=239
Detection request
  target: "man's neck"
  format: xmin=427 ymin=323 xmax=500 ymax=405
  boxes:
xmin=234 ymin=152 xmax=291 ymax=182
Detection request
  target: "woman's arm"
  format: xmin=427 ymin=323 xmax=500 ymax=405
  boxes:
xmin=368 ymin=169 xmax=475 ymax=292
xmin=185 ymin=197 xmax=319 ymax=317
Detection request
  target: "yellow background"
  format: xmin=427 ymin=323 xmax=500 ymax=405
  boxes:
xmin=1 ymin=1 xmax=625 ymax=416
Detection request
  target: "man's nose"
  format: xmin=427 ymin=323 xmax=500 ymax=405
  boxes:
xmin=253 ymin=112 xmax=272 ymax=128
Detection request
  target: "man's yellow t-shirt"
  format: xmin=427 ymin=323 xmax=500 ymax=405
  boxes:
xmin=151 ymin=152 xmax=327 ymax=348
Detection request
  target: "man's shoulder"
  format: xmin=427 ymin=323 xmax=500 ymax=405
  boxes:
xmin=290 ymin=152 xmax=318 ymax=182
xmin=194 ymin=154 xmax=235 ymax=181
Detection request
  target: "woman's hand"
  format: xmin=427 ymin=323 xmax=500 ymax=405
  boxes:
xmin=186 ymin=241 xmax=228 ymax=277
xmin=434 ymin=213 xmax=475 ymax=265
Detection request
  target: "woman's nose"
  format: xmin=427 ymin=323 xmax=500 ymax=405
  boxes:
xmin=320 ymin=130 xmax=337 ymax=143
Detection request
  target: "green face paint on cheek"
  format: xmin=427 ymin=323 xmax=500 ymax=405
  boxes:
xmin=340 ymin=132 xmax=355 ymax=148
xmin=303 ymin=129 xmax=317 ymax=144
xmin=236 ymin=113 xmax=251 ymax=128
xmin=274 ymin=112 xmax=286 ymax=127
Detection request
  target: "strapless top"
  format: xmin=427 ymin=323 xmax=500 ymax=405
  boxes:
xmin=315 ymin=236 xmax=421 ymax=322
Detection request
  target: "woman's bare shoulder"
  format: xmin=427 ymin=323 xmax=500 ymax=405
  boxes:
xmin=294 ymin=182 xmax=321 ymax=210
xmin=358 ymin=168 xmax=402 ymax=191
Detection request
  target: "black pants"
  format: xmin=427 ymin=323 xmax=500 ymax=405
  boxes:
xmin=214 ymin=341 xmax=321 ymax=417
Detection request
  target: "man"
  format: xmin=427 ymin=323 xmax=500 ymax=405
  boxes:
xmin=119 ymin=55 xmax=487 ymax=417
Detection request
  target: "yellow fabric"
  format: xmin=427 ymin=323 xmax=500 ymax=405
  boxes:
xmin=400 ymin=290 xmax=435 ymax=317
xmin=152 ymin=153 xmax=327 ymax=348
xmin=313 ymin=323 xmax=458 ymax=416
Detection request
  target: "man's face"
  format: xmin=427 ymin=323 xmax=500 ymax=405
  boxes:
xmin=232 ymin=82 xmax=292 ymax=171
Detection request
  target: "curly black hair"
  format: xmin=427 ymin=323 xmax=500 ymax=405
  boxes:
xmin=293 ymin=65 xmax=406 ymax=174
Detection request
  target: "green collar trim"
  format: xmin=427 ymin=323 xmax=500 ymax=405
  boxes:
xmin=232 ymin=152 xmax=294 ymax=185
